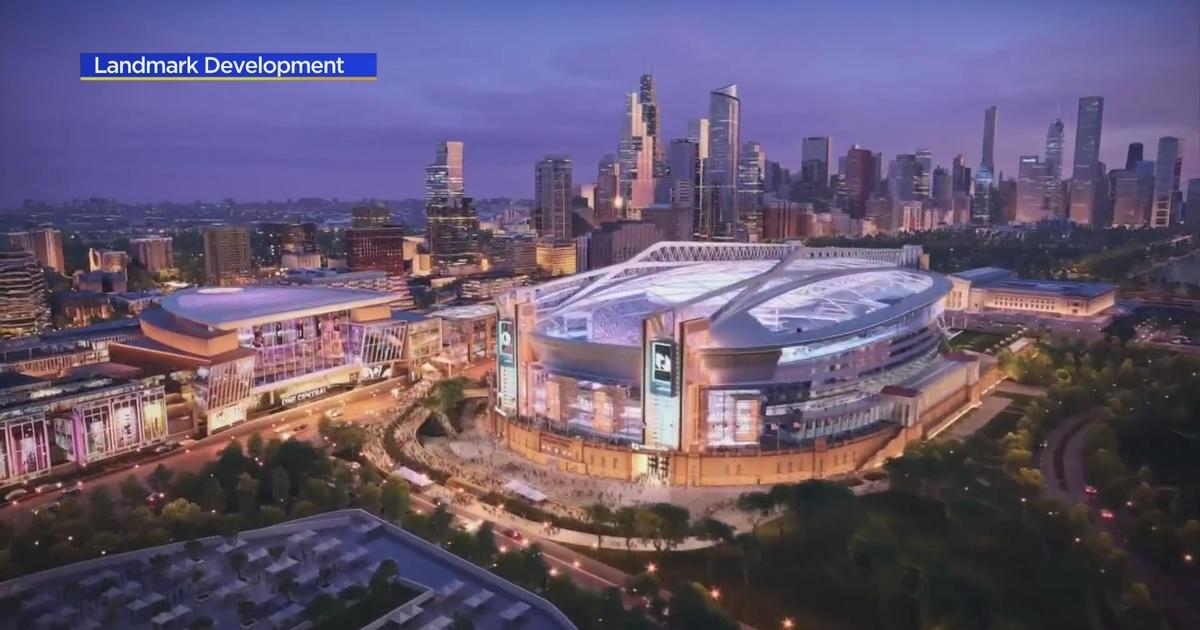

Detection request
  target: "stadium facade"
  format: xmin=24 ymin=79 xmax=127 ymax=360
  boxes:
xmin=490 ymin=242 xmax=996 ymax=486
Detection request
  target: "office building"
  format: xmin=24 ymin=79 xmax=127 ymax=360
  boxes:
xmin=346 ymin=225 xmax=407 ymax=276
xmin=351 ymin=206 xmax=390 ymax=228
xmin=1125 ymin=143 xmax=1144 ymax=170
xmin=0 ymin=250 xmax=49 ymax=338
xmin=914 ymin=149 xmax=932 ymax=200
xmin=582 ymin=220 xmax=660 ymax=270
xmin=29 ymin=228 xmax=64 ymax=274
xmin=618 ymin=90 xmax=655 ymax=212
xmin=486 ymin=233 xmax=538 ymax=275
xmin=202 ymin=226 xmax=252 ymax=286
xmin=0 ymin=232 xmax=32 ymax=254
xmin=534 ymin=156 xmax=573 ymax=240
xmin=535 ymin=240 xmax=576 ymax=276
xmin=667 ymin=139 xmax=700 ymax=212
xmin=982 ymin=106 xmax=998 ymax=173
xmin=640 ymin=204 xmax=694 ymax=242
xmin=639 ymin=73 xmax=665 ymax=176
xmin=737 ymin=140 xmax=766 ymax=210
xmin=971 ymin=166 xmax=994 ymax=225
xmin=952 ymin=154 xmax=971 ymax=194
xmin=1151 ymin=136 xmax=1183 ymax=228
xmin=801 ymin=136 xmax=832 ymax=189
xmin=888 ymin=154 xmax=922 ymax=202
xmin=1069 ymin=96 xmax=1105 ymax=225
xmin=258 ymin=222 xmax=317 ymax=266
xmin=1016 ymin=156 xmax=1050 ymax=224
xmin=1044 ymin=118 xmax=1065 ymax=216
xmin=130 ymin=236 xmax=174 ymax=271
xmin=595 ymin=155 xmax=621 ymax=224
xmin=425 ymin=141 xmax=480 ymax=264
xmin=932 ymin=167 xmax=953 ymax=214
xmin=1111 ymin=169 xmax=1155 ymax=227
xmin=1185 ymin=178 xmax=1200 ymax=230
xmin=845 ymin=146 xmax=875 ymax=217
xmin=88 ymin=249 xmax=128 ymax=273
xmin=762 ymin=203 xmax=803 ymax=241
xmin=699 ymin=84 xmax=740 ymax=239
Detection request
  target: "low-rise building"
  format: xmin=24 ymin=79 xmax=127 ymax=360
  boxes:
xmin=946 ymin=267 xmax=1116 ymax=317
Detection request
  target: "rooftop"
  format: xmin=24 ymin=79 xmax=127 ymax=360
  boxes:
xmin=0 ymin=510 xmax=574 ymax=630
xmin=986 ymin=278 xmax=1115 ymax=299
xmin=161 ymin=286 xmax=395 ymax=330
xmin=432 ymin=304 xmax=498 ymax=320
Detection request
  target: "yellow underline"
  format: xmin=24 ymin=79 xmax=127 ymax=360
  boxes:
xmin=80 ymin=76 xmax=377 ymax=82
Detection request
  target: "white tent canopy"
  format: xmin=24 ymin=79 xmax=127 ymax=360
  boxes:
xmin=503 ymin=480 xmax=547 ymax=503
xmin=394 ymin=466 xmax=434 ymax=489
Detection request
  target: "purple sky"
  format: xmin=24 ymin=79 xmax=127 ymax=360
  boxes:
xmin=1 ymin=0 xmax=1197 ymax=207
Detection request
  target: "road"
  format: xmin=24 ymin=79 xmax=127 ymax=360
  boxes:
xmin=0 ymin=376 xmax=406 ymax=527
xmin=1040 ymin=415 xmax=1200 ymax=629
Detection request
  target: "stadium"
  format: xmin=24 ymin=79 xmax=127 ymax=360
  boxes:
xmin=490 ymin=242 xmax=997 ymax=486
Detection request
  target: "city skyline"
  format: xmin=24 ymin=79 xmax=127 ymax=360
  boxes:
xmin=1 ymin=0 xmax=1198 ymax=207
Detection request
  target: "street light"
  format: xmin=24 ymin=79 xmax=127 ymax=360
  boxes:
xmin=782 ymin=618 xmax=795 ymax=629
xmin=646 ymin=563 xmax=657 ymax=574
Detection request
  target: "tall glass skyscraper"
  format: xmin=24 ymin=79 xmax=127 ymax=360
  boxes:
xmin=618 ymin=90 xmax=655 ymax=212
xmin=534 ymin=156 xmax=573 ymax=241
xmin=639 ymin=74 xmax=665 ymax=177
xmin=1069 ymin=96 xmax=1104 ymax=225
xmin=801 ymin=136 xmax=832 ymax=189
xmin=1151 ymin=136 xmax=1183 ymax=228
xmin=981 ymin=106 xmax=998 ymax=174
xmin=425 ymin=140 xmax=479 ymax=264
xmin=701 ymin=84 xmax=740 ymax=239
xmin=1043 ymin=118 xmax=1065 ymax=216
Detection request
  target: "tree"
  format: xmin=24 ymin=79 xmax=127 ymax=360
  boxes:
xmin=358 ymin=482 xmax=382 ymax=514
xmin=736 ymin=491 xmax=775 ymax=534
xmin=236 ymin=473 xmax=260 ymax=518
xmin=669 ymin=582 xmax=738 ymax=630
xmin=430 ymin=504 xmax=454 ymax=543
xmin=649 ymin=503 xmax=690 ymax=551
xmin=690 ymin=517 xmax=734 ymax=585
xmin=148 ymin=464 xmax=173 ymax=493
xmin=120 ymin=474 xmax=148 ymax=507
xmin=246 ymin=433 xmax=264 ymax=460
xmin=584 ymin=503 xmax=613 ymax=548
xmin=381 ymin=477 xmax=409 ymax=523
xmin=300 ymin=478 xmax=331 ymax=510
xmin=614 ymin=506 xmax=639 ymax=554
xmin=473 ymin=521 xmax=498 ymax=565
xmin=88 ymin=487 xmax=116 ymax=530
xmin=633 ymin=508 xmax=662 ymax=551
xmin=734 ymin=533 xmax=761 ymax=589
xmin=200 ymin=477 xmax=226 ymax=513
xmin=270 ymin=467 xmax=291 ymax=506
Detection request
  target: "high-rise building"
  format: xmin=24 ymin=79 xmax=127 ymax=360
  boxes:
xmin=639 ymin=74 xmax=666 ymax=177
xmin=932 ymin=167 xmax=953 ymax=214
xmin=534 ymin=156 xmax=573 ymax=241
xmin=0 ymin=250 xmax=48 ymax=338
xmin=982 ymin=106 xmax=998 ymax=173
xmin=1111 ymin=169 xmax=1155 ymax=227
xmin=584 ymin=221 xmax=661 ymax=270
xmin=88 ymin=249 xmax=128 ymax=274
xmin=700 ymin=84 xmax=740 ymax=239
xmin=351 ymin=206 xmax=391 ymax=229
xmin=130 ymin=237 xmax=174 ymax=271
xmin=1125 ymin=143 xmax=1144 ymax=170
xmin=1185 ymin=178 xmax=1200 ymax=231
xmin=1 ymin=231 xmax=33 ymax=253
xmin=844 ymin=146 xmax=875 ymax=217
xmin=687 ymin=118 xmax=709 ymax=161
xmin=888 ymin=154 xmax=921 ymax=202
xmin=641 ymin=204 xmax=694 ymax=242
xmin=618 ymin=90 xmax=655 ymax=212
xmin=971 ymin=166 xmax=995 ymax=225
xmin=486 ymin=233 xmax=538 ymax=275
xmin=801 ymin=136 xmax=832 ymax=189
xmin=346 ymin=225 xmax=407 ymax=275
xmin=1016 ymin=155 xmax=1050 ymax=224
xmin=535 ymin=239 xmax=576 ymax=276
xmin=29 ymin=227 xmax=64 ymax=273
xmin=1151 ymin=136 xmax=1183 ymax=228
xmin=1069 ymin=96 xmax=1105 ymax=225
xmin=914 ymin=149 xmax=932 ymax=200
xmin=203 ymin=226 xmax=252 ymax=286
xmin=667 ymin=139 xmax=700 ymax=213
xmin=1043 ymin=118 xmax=1066 ymax=216
xmin=737 ymin=141 xmax=766 ymax=210
xmin=258 ymin=222 xmax=317 ymax=266
xmin=595 ymin=155 xmax=621 ymax=224
xmin=425 ymin=141 xmax=480 ymax=264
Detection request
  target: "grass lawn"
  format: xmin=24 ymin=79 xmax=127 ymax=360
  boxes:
xmin=946 ymin=329 xmax=1007 ymax=354
xmin=574 ymin=489 xmax=1091 ymax=630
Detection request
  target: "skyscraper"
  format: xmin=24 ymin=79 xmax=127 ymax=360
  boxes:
xmin=346 ymin=226 xmax=406 ymax=275
xmin=982 ymin=106 xmax=998 ymax=174
xmin=639 ymin=74 xmax=665 ymax=177
xmin=1125 ymin=143 xmax=1144 ymax=170
xmin=914 ymin=149 xmax=932 ymax=200
xmin=1043 ymin=118 xmax=1066 ymax=216
xmin=700 ymin=84 xmax=740 ymax=239
xmin=351 ymin=206 xmax=390 ymax=229
xmin=203 ymin=226 xmax=252 ymax=286
xmin=534 ymin=156 xmax=573 ymax=241
xmin=1185 ymin=178 xmax=1200 ymax=231
xmin=687 ymin=118 xmax=710 ymax=161
xmin=1112 ymin=169 xmax=1155 ymax=227
xmin=595 ymin=155 xmax=621 ymax=224
xmin=1069 ymin=96 xmax=1105 ymax=225
xmin=971 ymin=165 xmax=994 ymax=225
xmin=844 ymin=146 xmax=874 ymax=217
xmin=0 ymin=250 xmax=48 ymax=338
xmin=888 ymin=154 xmax=921 ymax=202
xmin=618 ymin=90 xmax=655 ymax=212
xmin=737 ymin=141 xmax=766 ymax=210
xmin=131 ymin=237 xmax=174 ymax=271
xmin=801 ymin=136 xmax=832 ymax=189
xmin=1016 ymin=155 xmax=1050 ymax=224
xmin=667 ymin=139 xmax=700 ymax=213
xmin=425 ymin=140 xmax=480 ymax=264
xmin=1151 ymin=136 xmax=1183 ymax=228
xmin=29 ymin=227 xmax=64 ymax=273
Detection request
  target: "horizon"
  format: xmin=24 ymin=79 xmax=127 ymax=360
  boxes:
xmin=1 ymin=0 xmax=1198 ymax=207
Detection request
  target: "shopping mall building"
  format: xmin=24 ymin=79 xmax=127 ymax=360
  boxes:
xmin=108 ymin=286 xmax=431 ymax=434
xmin=489 ymin=241 xmax=999 ymax=486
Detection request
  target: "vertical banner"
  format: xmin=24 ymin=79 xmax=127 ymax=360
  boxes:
xmin=643 ymin=313 xmax=681 ymax=451
xmin=497 ymin=318 xmax=517 ymax=414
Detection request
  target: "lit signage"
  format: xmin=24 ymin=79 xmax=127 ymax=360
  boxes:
xmin=497 ymin=318 xmax=517 ymax=413
xmin=281 ymin=386 xmax=328 ymax=407
xmin=498 ymin=319 xmax=515 ymax=361
xmin=649 ymin=341 xmax=676 ymax=397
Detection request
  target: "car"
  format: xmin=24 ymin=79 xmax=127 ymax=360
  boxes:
xmin=44 ymin=500 xmax=61 ymax=512
xmin=1100 ymin=509 xmax=1115 ymax=520
xmin=4 ymin=489 xmax=28 ymax=502
xmin=293 ymin=423 xmax=308 ymax=432
xmin=347 ymin=461 xmax=362 ymax=471
xmin=504 ymin=528 xmax=523 ymax=541
xmin=1084 ymin=485 xmax=1098 ymax=496
xmin=153 ymin=444 xmax=175 ymax=454
xmin=33 ymin=482 xmax=61 ymax=494
xmin=146 ymin=492 xmax=166 ymax=506
xmin=325 ymin=409 xmax=343 ymax=420
xmin=62 ymin=485 xmax=83 ymax=496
